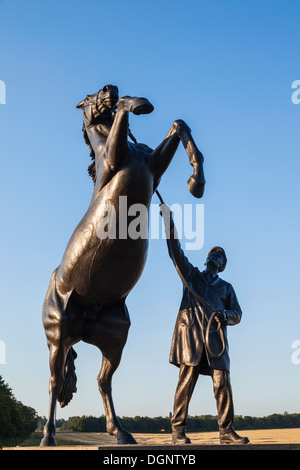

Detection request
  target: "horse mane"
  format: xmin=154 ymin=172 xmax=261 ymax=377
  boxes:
xmin=78 ymin=90 xmax=116 ymax=183
xmin=82 ymin=124 xmax=97 ymax=182
xmin=79 ymin=90 xmax=137 ymax=183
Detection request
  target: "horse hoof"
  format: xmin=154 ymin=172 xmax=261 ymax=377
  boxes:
xmin=187 ymin=175 xmax=206 ymax=198
xmin=40 ymin=435 xmax=57 ymax=447
xmin=117 ymin=428 xmax=138 ymax=445
xmin=130 ymin=97 xmax=154 ymax=115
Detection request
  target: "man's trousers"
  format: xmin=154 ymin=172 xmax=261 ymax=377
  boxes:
xmin=171 ymin=363 xmax=234 ymax=432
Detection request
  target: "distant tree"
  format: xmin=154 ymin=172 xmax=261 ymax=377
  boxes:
xmin=61 ymin=415 xmax=106 ymax=432
xmin=81 ymin=415 xmax=106 ymax=432
xmin=0 ymin=375 xmax=38 ymax=446
xmin=62 ymin=416 xmax=84 ymax=431
xmin=56 ymin=418 xmax=67 ymax=428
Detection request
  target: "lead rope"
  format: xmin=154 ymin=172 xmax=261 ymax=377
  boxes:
xmin=155 ymin=189 xmax=226 ymax=359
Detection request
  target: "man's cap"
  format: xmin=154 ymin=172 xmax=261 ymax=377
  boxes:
xmin=207 ymin=246 xmax=227 ymax=272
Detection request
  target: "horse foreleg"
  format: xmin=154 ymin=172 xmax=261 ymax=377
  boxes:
xmin=40 ymin=344 xmax=69 ymax=446
xmin=151 ymin=128 xmax=181 ymax=189
xmin=97 ymin=354 xmax=137 ymax=444
xmin=105 ymin=104 xmax=129 ymax=171
xmin=105 ymin=96 xmax=154 ymax=171
xmin=174 ymin=120 xmax=205 ymax=198
xmin=151 ymin=120 xmax=205 ymax=198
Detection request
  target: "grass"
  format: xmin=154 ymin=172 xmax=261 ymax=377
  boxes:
xmin=8 ymin=432 xmax=79 ymax=447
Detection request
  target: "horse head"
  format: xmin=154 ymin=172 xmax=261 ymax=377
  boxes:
xmin=77 ymin=85 xmax=120 ymax=182
xmin=76 ymin=84 xmax=119 ymax=124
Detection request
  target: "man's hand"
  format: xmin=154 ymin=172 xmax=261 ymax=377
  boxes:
xmin=214 ymin=311 xmax=227 ymax=326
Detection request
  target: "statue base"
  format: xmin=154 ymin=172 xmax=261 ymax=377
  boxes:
xmin=4 ymin=443 xmax=300 ymax=450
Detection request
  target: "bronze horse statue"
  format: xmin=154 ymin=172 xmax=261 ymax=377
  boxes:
xmin=41 ymin=85 xmax=205 ymax=446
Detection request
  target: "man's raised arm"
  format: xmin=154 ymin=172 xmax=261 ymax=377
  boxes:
xmin=160 ymin=203 xmax=195 ymax=282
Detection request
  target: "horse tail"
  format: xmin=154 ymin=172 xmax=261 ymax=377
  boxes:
xmin=58 ymin=347 xmax=78 ymax=408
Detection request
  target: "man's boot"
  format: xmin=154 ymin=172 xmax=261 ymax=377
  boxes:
xmin=172 ymin=427 xmax=191 ymax=444
xmin=219 ymin=426 xmax=249 ymax=445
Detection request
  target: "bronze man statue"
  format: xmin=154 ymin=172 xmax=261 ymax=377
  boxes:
xmin=160 ymin=204 xmax=249 ymax=445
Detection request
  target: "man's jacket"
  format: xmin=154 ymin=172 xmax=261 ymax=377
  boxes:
xmin=167 ymin=224 xmax=242 ymax=374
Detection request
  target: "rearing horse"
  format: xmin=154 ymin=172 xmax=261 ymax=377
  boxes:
xmin=41 ymin=85 xmax=205 ymax=446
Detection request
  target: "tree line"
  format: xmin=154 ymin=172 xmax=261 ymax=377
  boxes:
xmin=0 ymin=375 xmax=38 ymax=447
xmin=47 ymin=412 xmax=300 ymax=433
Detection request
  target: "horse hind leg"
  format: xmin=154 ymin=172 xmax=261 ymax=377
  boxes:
xmin=40 ymin=343 xmax=70 ymax=446
xmin=97 ymin=354 xmax=137 ymax=444
xmin=84 ymin=300 xmax=137 ymax=444
xmin=40 ymin=274 xmax=78 ymax=446
xmin=40 ymin=345 xmax=77 ymax=447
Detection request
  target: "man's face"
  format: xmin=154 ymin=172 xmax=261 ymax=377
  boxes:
xmin=206 ymin=250 xmax=225 ymax=273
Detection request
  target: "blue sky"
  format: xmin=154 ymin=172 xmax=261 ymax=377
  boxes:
xmin=0 ymin=0 xmax=299 ymax=423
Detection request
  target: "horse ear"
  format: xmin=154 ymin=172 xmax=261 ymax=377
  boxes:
xmin=76 ymin=100 xmax=85 ymax=109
